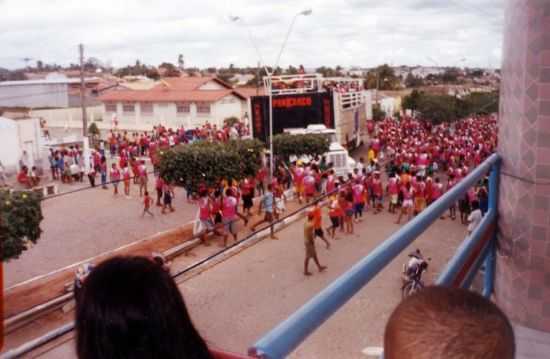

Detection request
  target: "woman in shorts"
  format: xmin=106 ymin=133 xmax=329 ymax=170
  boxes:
xmin=396 ymin=182 xmax=413 ymax=224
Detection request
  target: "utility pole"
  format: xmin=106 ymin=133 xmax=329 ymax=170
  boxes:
xmin=79 ymin=43 xmax=88 ymax=137
xmin=256 ymin=60 xmax=261 ymax=96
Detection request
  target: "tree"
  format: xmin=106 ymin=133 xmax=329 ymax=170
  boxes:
xmin=402 ymin=89 xmax=423 ymax=113
xmin=372 ymin=104 xmax=386 ymax=121
xmin=158 ymin=139 xmax=263 ymax=192
xmin=405 ymin=73 xmax=424 ymax=88
xmin=224 ymin=116 xmax=240 ymax=127
xmin=286 ymin=65 xmax=298 ymax=75
xmin=159 ymin=62 xmax=181 ymax=77
xmin=145 ymin=67 xmax=160 ymax=80
xmin=417 ymin=94 xmax=458 ymax=124
xmin=88 ymin=122 xmax=101 ymax=147
xmin=460 ymin=91 xmax=499 ymax=116
xmin=442 ymin=68 xmax=461 ymax=83
xmin=272 ymin=134 xmax=330 ymax=162
xmin=1 ymin=190 xmax=44 ymax=262
xmin=36 ymin=60 xmax=43 ymax=71
xmin=365 ymin=64 xmax=399 ymax=90
xmin=177 ymin=54 xmax=185 ymax=70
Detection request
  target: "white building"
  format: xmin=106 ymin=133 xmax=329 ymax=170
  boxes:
xmin=0 ymin=116 xmax=45 ymax=174
xmin=379 ymin=95 xmax=399 ymax=117
xmin=0 ymin=73 xmax=100 ymax=108
xmin=98 ymin=76 xmax=249 ymax=130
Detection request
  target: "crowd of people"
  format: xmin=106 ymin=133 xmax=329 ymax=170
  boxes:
xmin=64 ymin=112 xmax=511 ymax=358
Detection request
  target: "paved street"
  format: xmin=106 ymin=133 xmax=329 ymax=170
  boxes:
xmin=4 ymin=182 xmax=197 ymax=288
xmin=31 ymin=208 xmax=469 ymax=359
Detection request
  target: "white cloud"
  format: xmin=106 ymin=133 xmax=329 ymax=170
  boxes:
xmin=0 ymin=0 xmax=505 ymax=69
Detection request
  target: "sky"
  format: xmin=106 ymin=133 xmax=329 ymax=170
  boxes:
xmin=0 ymin=0 xmax=505 ymax=70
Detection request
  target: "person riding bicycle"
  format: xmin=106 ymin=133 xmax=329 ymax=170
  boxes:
xmin=403 ymin=249 xmax=428 ymax=283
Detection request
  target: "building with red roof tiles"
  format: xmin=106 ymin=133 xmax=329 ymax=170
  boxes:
xmin=97 ymin=76 xmax=250 ymax=130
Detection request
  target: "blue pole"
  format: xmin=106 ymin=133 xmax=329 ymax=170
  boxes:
xmin=483 ymin=160 xmax=500 ymax=297
xmin=482 ymin=241 xmax=496 ymax=298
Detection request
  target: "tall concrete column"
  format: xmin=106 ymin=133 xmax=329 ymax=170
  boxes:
xmin=497 ymin=0 xmax=550 ymax=332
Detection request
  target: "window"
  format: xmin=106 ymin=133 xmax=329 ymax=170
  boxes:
xmin=122 ymin=102 xmax=135 ymax=114
xmin=105 ymin=102 xmax=117 ymax=112
xmin=141 ymin=102 xmax=153 ymax=115
xmin=176 ymin=102 xmax=191 ymax=114
xmin=197 ymin=102 xmax=211 ymax=114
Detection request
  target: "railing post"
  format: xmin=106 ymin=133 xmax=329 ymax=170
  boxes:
xmin=488 ymin=160 xmax=500 ymax=212
xmin=483 ymin=160 xmax=500 ymax=298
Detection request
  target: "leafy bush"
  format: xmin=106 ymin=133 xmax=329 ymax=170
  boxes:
xmin=224 ymin=116 xmax=240 ymax=127
xmin=273 ymin=133 xmax=330 ymax=162
xmin=1 ymin=190 xmax=44 ymax=262
xmin=158 ymin=139 xmax=263 ymax=191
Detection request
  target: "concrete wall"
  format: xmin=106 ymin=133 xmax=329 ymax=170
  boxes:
xmin=496 ymin=0 xmax=550 ymax=333
xmin=0 ymin=83 xmax=69 ymax=108
xmin=0 ymin=117 xmax=44 ymax=174
xmin=30 ymin=106 xmax=104 ymax=130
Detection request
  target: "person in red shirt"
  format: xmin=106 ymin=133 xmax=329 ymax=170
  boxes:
xmin=17 ymin=166 xmax=31 ymax=188
xmin=240 ymin=177 xmax=254 ymax=217
xmin=142 ymin=191 xmax=154 ymax=217
xmin=311 ymin=202 xmax=330 ymax=249
xmin=303 ymin=171 xmax=316 ymax=203
xmin=110 ymin=164 xmax=121 ymax=195
xmin=372 ymin=171 xmax=384 ymax=214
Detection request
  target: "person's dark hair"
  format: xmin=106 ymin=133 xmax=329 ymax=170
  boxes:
xmin=76 ymin=256 xmax=212 ymax=359
xmin=384 ymin=286 xmax=514 ymax=359
xmin=471 ymin=200 xmax=480 ymax=210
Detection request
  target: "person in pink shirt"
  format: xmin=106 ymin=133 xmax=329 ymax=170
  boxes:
xmin=303 ymin=171 xmax=316 ymax=203
xmin=352 ymin=179 xmax=366 ymax=221
xmin=387 ymin=175 xmax=400 ymax=214
xmin=222 ymin=188 xmax=239 ymax=247
xmin=197 ymin=189 xmax=217 ymax=247
xmin=110 ymin=164 xmax=121 ymax=196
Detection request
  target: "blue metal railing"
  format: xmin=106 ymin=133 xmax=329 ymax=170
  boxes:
xmin=249 ymin=154 xmax=502 ymax=359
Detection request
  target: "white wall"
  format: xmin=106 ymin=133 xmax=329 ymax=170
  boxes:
xmin=380 ymin=97 xmax=396 ymax=117
xmin=212 ymin=95 xmax=246 ymax=126
xmin=0 ymin=118 xmax=20 ymax=173
xmin=0 ymin=117 xmax=45 ymax=174
xmin=31 ymin=106 xmax=104 ymax=130
xmin=95 ymin=96 xmax=246 ymax=131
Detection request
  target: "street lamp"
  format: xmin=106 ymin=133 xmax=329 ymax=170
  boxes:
xmin=232 ymin=9 xmax=312 ymax=182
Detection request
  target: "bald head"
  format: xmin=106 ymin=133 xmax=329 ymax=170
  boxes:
xmin=384 ymin=286 xmax=514 ymax=359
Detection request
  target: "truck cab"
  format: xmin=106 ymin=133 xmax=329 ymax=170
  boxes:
xmin=284 ymin=124 xmax=356 ymax=177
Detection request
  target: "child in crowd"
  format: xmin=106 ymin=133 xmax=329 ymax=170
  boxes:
xmin=142 ymin=191 xmax=154 ymax=217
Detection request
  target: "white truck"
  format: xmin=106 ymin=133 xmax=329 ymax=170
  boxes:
xmin=284 ymin=124 xmax=356 ymax=177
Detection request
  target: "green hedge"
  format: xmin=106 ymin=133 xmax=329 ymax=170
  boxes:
xmin=1 ymin=190 xmax=43 ymax=262
xmin=158 ymin=139 xmax=264 ymax=191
